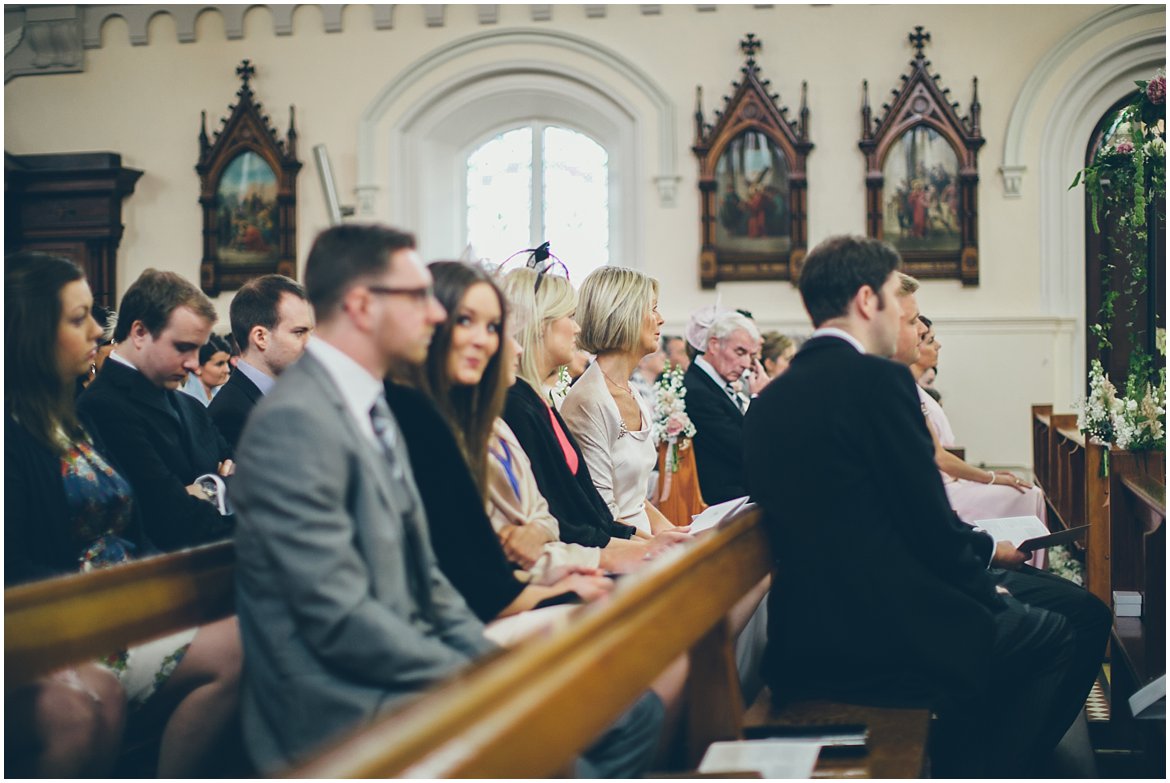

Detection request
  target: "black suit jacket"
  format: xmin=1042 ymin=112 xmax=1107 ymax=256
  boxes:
xmin=208 ymin=367 xmax=264 ymax=451
xmin=77 ymin=359 xmax=234 ymax=551
xmin=502 ymin=381 xmax=636 ymax=547
xmin=684 ymin=362 xmax=747 ymax=504
xmin=743 ymin=335 xmax=1004 ymax=711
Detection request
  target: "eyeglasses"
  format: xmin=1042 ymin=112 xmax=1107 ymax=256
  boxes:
xmin=501 ymin=241 xmax=570 ymax=294
xmin=366 ymin=284 xmax=435 ymax=304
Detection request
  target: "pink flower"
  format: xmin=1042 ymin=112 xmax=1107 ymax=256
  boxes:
xmin=1147 ymin=75 xmax=1166 ymax=105
xmin=1114 ymin=139 xmax=1135 ymax=154
xmin=666 ymin=417 xmax=684 ymax=437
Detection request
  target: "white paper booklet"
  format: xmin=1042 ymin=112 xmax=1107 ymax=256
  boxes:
xmin=1129 ymin=674 xmax=1165 ymax=720
xmin=691 ymin=495 xmax=752 ymax=534
xmin=698 ymin=739 xmax=821 ymax=779
xmin=971 ymin=515 xmax=1048 ymax=548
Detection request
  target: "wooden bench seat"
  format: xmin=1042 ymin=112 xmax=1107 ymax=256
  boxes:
xmin=742 ymin=688 xmax=932 ymax=778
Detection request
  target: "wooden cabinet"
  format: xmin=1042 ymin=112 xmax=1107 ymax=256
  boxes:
xmin=5 ymin=152 xmax=143 ymax=307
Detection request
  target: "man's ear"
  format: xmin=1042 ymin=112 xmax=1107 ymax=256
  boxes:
xmin=250 ymin=325 xmax=268 ymax=352
xmin=128 ymin=320 xmax=151 ymax=349
xmin=854 ymin=284 xmax=878 ymax=321
xmin=342 ymin=286 xmax=375 ymax=332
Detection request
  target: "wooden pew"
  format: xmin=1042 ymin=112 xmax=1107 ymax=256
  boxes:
xmin=1106 ymin=466 xmax=1166 ymax=777
xmin=286 ymin=509 xmax=930 ymax=778
xmin=5 ymin=541 xmax=235 ymax=689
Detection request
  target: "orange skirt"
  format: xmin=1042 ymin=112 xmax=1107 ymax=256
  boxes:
xmin=653 ymin=439 xmax=708 ymax=526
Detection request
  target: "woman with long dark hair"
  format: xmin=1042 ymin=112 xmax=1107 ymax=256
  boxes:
xmin=5 ymin=252 xmax=241 ymax=777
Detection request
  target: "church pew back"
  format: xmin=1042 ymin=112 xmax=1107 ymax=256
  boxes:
xmin=5 ymin=540 xmax=235 ymax=688
xmin=286 ymin=508 xmax=772 ymax=778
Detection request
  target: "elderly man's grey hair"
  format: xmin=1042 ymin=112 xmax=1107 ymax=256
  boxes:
xmin=707 ymin=311 xmax=761 ymax=345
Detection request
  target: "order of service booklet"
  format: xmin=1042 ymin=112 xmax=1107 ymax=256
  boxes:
xmin=973 ymin=515 xmax=1089 ymax=553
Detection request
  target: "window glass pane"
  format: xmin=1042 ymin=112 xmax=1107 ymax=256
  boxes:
xmin=542 ymin=126 xmax=609 ymax=279
xmin=467 ymin=127 xmax=533 ymax=264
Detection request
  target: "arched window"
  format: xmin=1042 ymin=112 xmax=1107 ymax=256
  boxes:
xmin=466 ymin=124 xmax=609 ymax=276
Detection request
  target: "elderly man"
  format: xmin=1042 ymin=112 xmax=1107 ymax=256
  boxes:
xmin=683 ymin=310 xmax=769 ymax=504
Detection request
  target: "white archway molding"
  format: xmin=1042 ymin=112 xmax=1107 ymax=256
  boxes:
xmin=999 ymin=4 xmax=1164 ymax=197
xmin=1038 ymin=28 xmax=1165 ymax=401
xmin=355 ymin=26 xmax=679 ymax=217
xmin=386 ymin=62 xmax=640 ymax=265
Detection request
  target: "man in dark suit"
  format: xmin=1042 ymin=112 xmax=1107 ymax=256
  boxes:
xmin=209 ymin=274 xmax=313 ymax=449
xmin=684 ymin=310 xmax=769 ymax=504
xmin=231 ymin=225 xmax=494 ymax=773
xmin=743 ymin=235 xmax=1094 ymax=777
xmin=78 ymin=269 xmax=233 ymax=551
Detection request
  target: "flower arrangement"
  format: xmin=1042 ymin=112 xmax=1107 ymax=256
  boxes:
xmin=1046 ymin=545 xmax=1085 ymax=587
xmin=1075 ymin=330 xmax=1166 ymax=452
xmin=651 ymin=363 xmax=696 ymax=500
xmin=1076 ymin=359 xmax=1120 ymax=444
xmin=547 ymin=365 xmax=570 ymax=407
xmin=1071 ymin=71 xmax=1166 ymax=453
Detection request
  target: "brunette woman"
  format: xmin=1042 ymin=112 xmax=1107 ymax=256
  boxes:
xmin=5 ymin=252 xmax=241 ymax=777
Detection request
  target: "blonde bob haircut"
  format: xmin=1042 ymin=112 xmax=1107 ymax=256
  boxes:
xmin=574 ymin=266 xmax=659 ymax=355
xmin=500 ymin=267 xmax=577 ymax=392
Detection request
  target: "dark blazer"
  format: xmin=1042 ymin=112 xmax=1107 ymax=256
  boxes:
xmin=743 ymin=335 xmax=1004 ymax=711
xmin=502 ymin=381 xmax=636 ymax=548
xmin=684 ymin=362 xmax=747 ymax=504
xmin=4 ymin=416 xmax=157 ymax=585
xmin=384 ymin=380 xmax=525 ymax=623
xmin=208 ymin=367 xmax=263 ymax=451
xmin=77 ymin=359 xmax=233 ymax=552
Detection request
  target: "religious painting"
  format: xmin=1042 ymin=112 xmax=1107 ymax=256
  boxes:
xmin=859 ymin=27 xmax=984 ymax=285
xmin=880 ymin=126 xmax=961 ymax=254
xmin=693 ymin=34 xmax=812 ymax=288
xmin=713 ymin=130 xmax=791 ymax=256
xmin=215 ymin=151 xmax=280 ymax=267
xmin=197 ymin=60 xmax=301 ymax=295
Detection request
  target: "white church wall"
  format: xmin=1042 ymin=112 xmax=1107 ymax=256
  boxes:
xmin=5 ymin=3 xmax=1163 ymax=467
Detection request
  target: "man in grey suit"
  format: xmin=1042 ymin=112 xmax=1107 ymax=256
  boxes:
xmin=231 ymin=225 xmax=494 ymax=773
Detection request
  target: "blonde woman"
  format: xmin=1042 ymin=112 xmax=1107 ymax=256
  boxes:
xmin=560 ymin=266 xmax=677 ymax=536
xmin=499 ymin=267 xmax=688 ymax=570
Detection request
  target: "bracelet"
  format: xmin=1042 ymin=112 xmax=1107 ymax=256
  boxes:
xmin=985 ymin=470 xmax=996 ymax=485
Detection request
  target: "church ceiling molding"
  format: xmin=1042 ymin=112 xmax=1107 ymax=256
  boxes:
xmin=6 ymin=4 xmax=781 ymax=81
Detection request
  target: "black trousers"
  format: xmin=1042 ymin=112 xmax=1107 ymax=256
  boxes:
xmin=933 ymin=565 xmax=1110 ymax=778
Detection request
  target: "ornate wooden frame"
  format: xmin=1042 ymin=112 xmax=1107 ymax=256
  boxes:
xmin=693 ymin=34 xmax=813 ymax=289
xmin=860 ymin=27 xmax=984 ymax=285
xmin=197 ymin=60 xmax=301 ymax=296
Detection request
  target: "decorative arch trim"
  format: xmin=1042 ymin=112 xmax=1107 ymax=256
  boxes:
xmin=1000 ymin=4 xmax=1164 ymax=197
xmin=356 ymin=27 xmax=678 ymax=210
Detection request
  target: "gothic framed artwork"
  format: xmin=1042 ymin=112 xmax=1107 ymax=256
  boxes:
xmin=197 ymin=60 xmax=301 ymax=295
xmin=859 ymin=27 xmax=984 ymax=285
xmin=693 ymin=34 xmax=813 ymax=288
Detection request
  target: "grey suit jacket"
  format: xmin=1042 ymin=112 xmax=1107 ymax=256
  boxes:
xmin=232 ymin=351 xmax=494 ymax=773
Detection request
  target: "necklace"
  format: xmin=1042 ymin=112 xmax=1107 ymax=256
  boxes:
xmin=598 ymin=363 xmax=635 ymax=398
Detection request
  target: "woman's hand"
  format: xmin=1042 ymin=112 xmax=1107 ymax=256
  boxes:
xmin=552 ymin=572 xmax=614 ymax=603
xmin=990 ymin=470 xmax=1031 ymax=493
xmin=646 ymin=527 xmax=692 ymax=557
xmin=498 ymin=524 xmax=552 ymax=569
